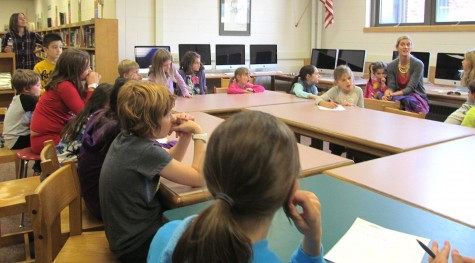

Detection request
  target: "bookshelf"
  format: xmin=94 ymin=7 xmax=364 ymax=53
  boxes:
xmin=37 ymin=19 xmax=118 ymax=84
xmin=0 ymin=53 xmax=16 ymax=107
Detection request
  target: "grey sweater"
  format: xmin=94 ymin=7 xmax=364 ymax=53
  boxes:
xmin=387 ymin=55 xmax=428 ymax=101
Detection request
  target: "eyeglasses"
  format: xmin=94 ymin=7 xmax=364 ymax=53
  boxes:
xmin=447 ymin=91 xmax=461 ymax=96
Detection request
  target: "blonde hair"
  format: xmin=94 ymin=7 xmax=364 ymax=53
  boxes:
xmin=149 ymin=49 xmax=176 ymax=87
xmin=117 ymin=80 xmax=176 ymax=139
xmin=118 ymin=59 xmax=139 ymax=77
xmin=12 ymin=69 xmax=40 ymax=94
xmin=461 ymin=49 xmax=475 ymax=87
xmin=333 ymin=65 xmax=354 ymax=82
xmin=229 ymin=67 xmax=250 ymax=86
xmin=395 ymin=35 xmax=413 ymax=49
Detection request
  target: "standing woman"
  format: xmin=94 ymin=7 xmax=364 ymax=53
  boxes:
xmin=383 ymin=35 xmax=429 ymax=114
xmin=1 ymin=13 xmax=42 ymax=70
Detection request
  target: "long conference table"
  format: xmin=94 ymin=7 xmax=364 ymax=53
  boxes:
xmin=163 ymin=174 xmax=475 ymax=262
xmin=159 ymin=112 xmax=353 ymax=208
xmin=247 ymin=102 xmax=475 ymax=157
xmin=324 ymin=135 xmax=475 ymax=229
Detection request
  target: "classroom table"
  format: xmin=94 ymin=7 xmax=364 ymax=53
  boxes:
xmin=324 ymin=135 xmax=475 ymax=229
xmin=163 ymin=174 xmax=475 ymax=262
xmin=159 ymin=111 xmax=353 ymax=208
xmin=424 ymin=82 xmax=468 ymax=106
xmin=247 ymin=102 xmax=475 ymax=157
xmin=173 ymin=90 xmax=308 ymax=118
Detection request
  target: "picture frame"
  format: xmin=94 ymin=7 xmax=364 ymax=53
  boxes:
xmin=219 ymin=0 xmax=251 ymax=36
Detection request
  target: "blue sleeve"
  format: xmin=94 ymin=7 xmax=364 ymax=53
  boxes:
xmin=293 ymin=83 xmax=311 ymax=98
xmin=289 ymin=244 xmax=326 ymax=263
xmin=199 ymin=70 xmax=206 ymax=94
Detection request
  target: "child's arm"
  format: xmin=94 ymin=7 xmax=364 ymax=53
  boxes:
xmin=356 ymin=86 xmax=364 ymax=108
xmin=287 ymin=190 xmax=323 ymax=257
xmin=159 ymin=120 xmax=205 ymax=187
xmin=173 ymin=66 xmax=192 ymax=98
xmin=227 ymin=82 xmax=246 ymax=94
xmin=167 ymin=113 xmax=195 ymax=161
xmin=315 ymin=87 xmax=339 ymax=108
xmin=248 ymin=83 xmax=265 ymax=93
xmin=199 ymin=70 xmax=207 ymax=94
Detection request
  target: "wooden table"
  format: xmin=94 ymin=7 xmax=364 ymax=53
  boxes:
xmin=159 ymin=112 xmax=353 ymax=208
xmin=424 ymin=82 xmax=467 ymax=106
xmin=247 ymin=102 xmax=475 ymax=157
xmin=324 ymin=135 xmax=475 ymax=229
xmin=164 ymin=174 xmax=475 ymax=261
xmin=173 ymin=91 xmax=308 ymax=118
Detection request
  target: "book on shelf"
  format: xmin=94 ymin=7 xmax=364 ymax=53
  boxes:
xmin=0 ymin=72 xmax=12 ymax=90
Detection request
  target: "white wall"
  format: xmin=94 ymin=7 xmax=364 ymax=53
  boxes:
xmin=321 ymin=0 xmax=475 ymax=67
xmin=0 ymin=0 xmax=35 ymax=31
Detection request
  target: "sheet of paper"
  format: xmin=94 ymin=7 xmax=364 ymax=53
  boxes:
xmin=317 ymin=105 xmax=345 ymax=111
xmin=324 ymin=217 xmax=430 ymax=263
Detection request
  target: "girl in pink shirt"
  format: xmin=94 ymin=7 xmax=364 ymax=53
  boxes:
xmin=227 ymin=67 xmax=265 ymax=94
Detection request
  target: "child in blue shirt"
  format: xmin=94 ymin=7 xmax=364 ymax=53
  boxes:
xmin=291 ymin=65 xmax=320 ymax=99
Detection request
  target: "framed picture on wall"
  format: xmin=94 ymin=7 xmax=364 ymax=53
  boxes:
xmin=219 ymin=0 xmax=251 ymax=36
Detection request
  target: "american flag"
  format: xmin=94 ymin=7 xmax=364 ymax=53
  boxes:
xmin=320 ymin=0 xmax=334 ymax=29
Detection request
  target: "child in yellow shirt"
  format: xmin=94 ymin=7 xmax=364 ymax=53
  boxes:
xmin=33 ymin=33 xmax=63 ymax=94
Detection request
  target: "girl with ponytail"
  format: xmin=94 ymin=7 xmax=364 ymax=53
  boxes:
xmin=148 ymin=111 xmax=325 ymax=263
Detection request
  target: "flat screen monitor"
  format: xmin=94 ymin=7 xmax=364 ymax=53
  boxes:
xmin=134 ymin=46 xmax=171 ymax=69
xmin=435 ymin=52 xmax=464 ymax=86
xmin=392 ymin=51 xmax=431 ymax=81
xmin=337 ymin=49 xmax=366 ymax=78
xmin=249 ymin=44 xmax=278 ymax=70
xmin=178 ymin=44 xmax=212 ymax=70
xmin=310 ymin=48 xmax=337 ymax=75
xmin=215 ymin=44 xmax=246 ymax=70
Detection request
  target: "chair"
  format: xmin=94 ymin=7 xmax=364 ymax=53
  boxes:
xmin=16 ymin=147 xmax=41 ymax=179
xmin=220 ymin=78 xmax=231 ymax=87
xmin=27 ymin=163 xmax=117 ymax=263
xmin=364 ymin=98 xmax=401 ymax=112
xmin=39 ymin=140 xmax=103 ymax=232
xmin=0 ymin=107 xmax=7 ymax=134
xmin=383 ymin=106 xmax=427 ymax=119
xmin=214 ymin=87 xmax=228 ymax=94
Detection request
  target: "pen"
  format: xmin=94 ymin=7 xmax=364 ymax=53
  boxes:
xmin=417 ymin=239 xmax=436 ymax=259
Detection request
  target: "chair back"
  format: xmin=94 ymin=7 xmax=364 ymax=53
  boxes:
xmin=221 ymin=78 xmax=231 ymax=87
xmin=40 ymin=140 xmax=60 ymax=179
xmin=27 ymin=163 xmax=82 ymax=263
xmin=383 ymin=106 xmax=426 ymax=119
xmin=364 ymin=98 xmax=400 ymax=111
xmin=214 ymin=87 xmax=228 ymax=94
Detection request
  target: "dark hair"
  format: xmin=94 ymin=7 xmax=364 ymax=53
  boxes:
xmin=45 ymin=48 xmax=90 ymax=98
xmin=12 ymin=69 xmax=40 ymax=94
xmin=366 ymin=61 xmax=387 ymax=86
xmin=42 ymin=33 xmax=63 ymax=48
xmin=172 ymin=111 xmax=300 ymax=263
xmin=9 ymin=13 xmax=25 ymax=33
xmin=468 ymin=80 xmax=475 ymax=94
xmin=61 ymin=83 xmax=113 ymax=144
xmin=291 ymin=64 xmax=317 ymax=87
xmin=180 ymin=51 xmax=204 ymax=75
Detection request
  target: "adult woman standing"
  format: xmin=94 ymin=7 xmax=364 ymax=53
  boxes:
xmin=383 ymin=35 xmax=429 ymax=114
xmin=1 ymin=13 xmax=42 ymax=70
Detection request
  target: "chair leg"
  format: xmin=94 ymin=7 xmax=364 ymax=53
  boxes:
xmin=17 ymin=160 xmax=25 ymax=179
xmin=19 ymin=160 xmax=29 ymax=228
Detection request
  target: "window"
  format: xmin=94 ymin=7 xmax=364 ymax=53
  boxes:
xmin=372 ymin=0 xmax=475 ymax=26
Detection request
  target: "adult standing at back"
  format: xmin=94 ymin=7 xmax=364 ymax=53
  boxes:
xmin=1 ymin=13 xmax=42 ymax=70
xmin=383 ymin=35 xmax=429 ymax=114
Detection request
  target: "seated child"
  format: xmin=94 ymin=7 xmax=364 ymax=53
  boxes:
xmin=290 ymin=64 xmax=320 ymax=99
xmin=147 ymin=111 xmax=324 ymax=263
xmin=461 ymin=81 xmax=475 ymax=128
xmin=315 ymin=65 xmax=364 ymax=156
xmin=99 ymin=81 xmax=205 ymax=262
xmin=178 ymin=51 xmax=207 ymax=95
xmin=114 ymin=59 xmax=142 ymax=87
xmin=33 ymin=33 xmax=63 ymax=94
xmin=227 ymin=67 xmax=265 ymax=94
xmin=364 ymin=61 xmax=387 ymax=99
xmin=3 ymin=69 xmax=41 ymax=149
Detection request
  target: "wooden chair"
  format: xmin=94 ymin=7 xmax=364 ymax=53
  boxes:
xmin=40 ymin=140 xmax=103 ymax=232
xmin=27 ymin=163 xmax=117 ymax=263
xmin=383 ymin=106 xmax=427 ymax=119
xmin=364 ymin=98 xmax=401 ymax=112
xmin=0 ymin=107 xmax=7 ymax=134
xmin=214 ymin=87 xmax=228 ymax=94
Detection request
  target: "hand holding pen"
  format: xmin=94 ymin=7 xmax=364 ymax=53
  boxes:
xmin=425 ymin=240 xmax=475 ymax=263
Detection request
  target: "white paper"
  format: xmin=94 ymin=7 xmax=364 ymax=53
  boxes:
xmin=317 ymin=105 xmax=345 ymax=111
xmin=324 ymin=218 xmax=430 ymax=263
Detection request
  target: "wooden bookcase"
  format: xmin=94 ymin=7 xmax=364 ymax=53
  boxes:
xmin=0 ymin=53 xmax=16 ymax=107
xmin=37 ymin=18 xmax=118 ymax=84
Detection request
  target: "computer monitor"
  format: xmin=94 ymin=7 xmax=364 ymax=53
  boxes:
xmin=392 ymin=51 xmax=431 ymax=82
xmin=310 ymin=48 xmax=337 ymax=75
xmin=178 ymin=44 xmax=212 ymax=70
xmin=435 ymin=52 xmax=464 ymax=86
xmin=134 ymin=46 xmax=171 ymax=69
xmin=337 ymin=49 xmax=366 ymax=78
xmin=215 ymin=44 xmax=246 ymax=70
xmin=249 ymin=44 xmax=278 ymax=70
